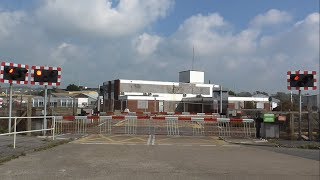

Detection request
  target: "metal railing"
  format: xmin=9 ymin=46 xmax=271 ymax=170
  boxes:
xmin=54 ymin=116 xmax=256 ymax=138
xmin=0 ymin=116 xmax=56 ymax=149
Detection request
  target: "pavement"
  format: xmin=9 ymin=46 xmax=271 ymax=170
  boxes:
xmin=0 ymin=135 xmax=74 ymax=163
xmin=0 ymin=135 xmax=319 ymax=180
xmin=224 ymin=137 xmax=320 ymax=148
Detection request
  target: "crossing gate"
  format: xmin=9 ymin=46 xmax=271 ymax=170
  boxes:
xmin=166 ymin=117 xmax=180 ymax=136
xmin=54 ymin=115 xmax=256 ymax=138
xmin=191 ymin=117 xmax=205 ymax=136
xmin=218 ymin=118 xmax=231 ymax=137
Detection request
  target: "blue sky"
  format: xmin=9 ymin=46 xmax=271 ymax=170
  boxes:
xmin=155 ymin=0 xmax=319 ymax=36
xmin=0 ymin=0 xmax=319 ymax=93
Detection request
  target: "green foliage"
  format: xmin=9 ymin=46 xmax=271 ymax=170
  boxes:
xmin=253 ymin=91 xmax=269 ymax=96
xmin=228 ymin=90 xmax=236 ymax=96
xmin=38 ymin=89 xmax=55 ymax=96
xmin=237 ymin=92 xmax=252 ymax=97
xmin=66 ymin=84 xmax=81 ymax=91
xmin=272 ymin=92 xmax=299 ymax=111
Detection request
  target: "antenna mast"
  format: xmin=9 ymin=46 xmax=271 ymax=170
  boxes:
xmin=192 ymin=45 xmax=195 ymax=70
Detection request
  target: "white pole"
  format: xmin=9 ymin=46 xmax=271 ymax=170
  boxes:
xmin=44 ymin=85 xmax=47 ymax=136
xmin=97 ymin=85 xmax=101 ymax=112
xmin=299 ymin=90 xmax=302 ymax=140
xmin=52 ymin=116 xmax=55 ymax=140
xmin=13 ymin=117 xmax=17 ymax=149
xmin=8 ymin=83 xmax=13 ymax=133
xmin=220 ymin=85 xmax=223 ymax=114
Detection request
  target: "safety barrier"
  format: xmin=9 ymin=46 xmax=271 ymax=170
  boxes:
xmin=54 ymin=115 xmax=256 ymax=138
xmin=0 ymin=116 xmax=56 ymax=149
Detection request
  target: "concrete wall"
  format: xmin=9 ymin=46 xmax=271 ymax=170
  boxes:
xmin=120 ymin=82 xmax=211 ymax=95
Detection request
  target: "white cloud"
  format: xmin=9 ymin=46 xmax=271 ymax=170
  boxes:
xmin=0 ymin=5 xmax=318 ymax=93
xmin=134 ymin=33 xmax=162 ymax=56
xmin=0 ymin=11 xmax=25 ymax=39
xmin=160 ymin=11 xmax=318 ymax=92
xmin=250 ymin=9 xmax=292 ymax=28
xmin=36 ymin=0 xmax=174 ymax=37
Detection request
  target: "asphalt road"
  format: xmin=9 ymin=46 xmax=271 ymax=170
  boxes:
xmin=0 ymin=142 xmax=319 ymax=180
xmin=254 ymin=146 xmax=320 ymax=161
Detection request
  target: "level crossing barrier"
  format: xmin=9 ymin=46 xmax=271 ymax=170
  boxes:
xmin=166 ymin=117 xmax=180 ymax=136
xmin=53 ymin=115 xmax=256 ymax=138
xmin=191 ymin=117 xmax=205 ymax=136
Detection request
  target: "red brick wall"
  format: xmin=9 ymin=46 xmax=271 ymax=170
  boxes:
xmin=264 ymin=103 xmax=271 ymax=111
xmin=228 ymin=103 xmax=235 ymax=109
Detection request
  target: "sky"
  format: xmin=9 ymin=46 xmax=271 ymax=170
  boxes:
xmin=0 ymin=0 xmax=319 ymax=94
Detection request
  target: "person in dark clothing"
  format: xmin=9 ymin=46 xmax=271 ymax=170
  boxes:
xmin=255 ymin=113 xmax=263 ymax=138
xmin=80 ymin=108 xmax=86 ymax=116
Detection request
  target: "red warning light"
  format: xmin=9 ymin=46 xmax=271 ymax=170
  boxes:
xmin=9 ymin=68 xmax=14 ymax=74
xmin=294 ymin=76 xmax=300 ymax=81
xmin=36 ymin=70 xmax=42 ymax=76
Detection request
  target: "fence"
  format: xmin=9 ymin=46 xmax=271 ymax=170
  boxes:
xmin=277 ymin=112 xmax=319 ymax=140
xmin=54 ymin=115 xmax=256 ymax=138
xmin=0 ymin=116 xmax=56 ymax=148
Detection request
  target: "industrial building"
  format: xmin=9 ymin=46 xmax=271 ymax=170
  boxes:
xmin=101 ymin=70 xmax=230 ymax=113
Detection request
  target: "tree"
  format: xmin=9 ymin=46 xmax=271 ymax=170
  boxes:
xmin=253 ymin=91 xmax=269 ymax=96
xmin=228 ymin=90 xmax=236 ymax=96
xmin=66 ymin=84 xmax=81 ymax=91
xmin=38 ymin=89 xmax=55 ymax=96
xmin=237 ymin=92 xmax=252 ymax=97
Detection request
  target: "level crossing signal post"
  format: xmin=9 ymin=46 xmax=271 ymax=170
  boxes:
xmin=0 ymin=61 xmax=62 ymax=135
xmin=287 ymin=71 xmax=317 ymax=140
xmin=30 ymin=66 xmax=62 ymax=135
xmin=0 ymin=62 xmax=29 ymax=133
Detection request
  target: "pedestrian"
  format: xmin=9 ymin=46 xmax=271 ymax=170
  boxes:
xmin=255 ymin=113 xmax=263 ymax=138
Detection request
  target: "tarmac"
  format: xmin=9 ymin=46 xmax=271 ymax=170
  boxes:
xmin=0 ymin=134 xmax=319 ymax=180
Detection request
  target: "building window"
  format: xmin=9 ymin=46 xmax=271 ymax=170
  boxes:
xmin=39 ymin=102 xmax=44 ymax=107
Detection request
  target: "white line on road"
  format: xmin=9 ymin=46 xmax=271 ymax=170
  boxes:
xmin=158 ymin=144 xmax=173 ymax=146
xmin=79 ymin=143 xmax=125 ymax=145
xmin=151 ymin=135 xmax=155 ymax=145
xmin=147 ymin=135 xmax=152 ymax=145
xmin=200 ymin=145 xmax=217 ymax=147
xmin=222 ymin=145 xmax=241 ymax=147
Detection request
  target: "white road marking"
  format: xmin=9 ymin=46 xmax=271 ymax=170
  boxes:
xmin=158 ymin=144 xmax=173 ymax=146
xmin=147 ymin=135 xmax=152 ymax=145
xmin=79 ymin=143 xmax=125 ymax=145
xmin=151 ymin=135 xmax=155 ymax=145
xmin=222 ymin=144 xmax=241 ymax=147
xmin=180 ymin=144 xmax=192 ymax=146
xmin=200 ymin=145 xmax=217 ymax=147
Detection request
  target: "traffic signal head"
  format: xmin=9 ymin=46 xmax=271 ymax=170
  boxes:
xmin=290 ymin=74 xmax=314 ymax=87
xmin=3 ymin=66 xmax=28 ymax=81
xmin=33 ymin=69 xmax=58 ymax=83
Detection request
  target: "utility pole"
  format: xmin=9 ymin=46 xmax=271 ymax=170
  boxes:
xmin=220 ymin=85 xmax=223 ymax=114
xmin=298 ymin=90 xmax=302 ymax=140
xmin=43 ymin=85 xmax=47 ymax=136
xmin=8 ymin=83 xmax=13 ymax=133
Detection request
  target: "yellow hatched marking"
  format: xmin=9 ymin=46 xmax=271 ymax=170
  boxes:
xmin=117 ymin=137 xmax=147 ymax=143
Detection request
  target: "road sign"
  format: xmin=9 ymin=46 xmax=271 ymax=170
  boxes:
xmin=263 ymin=114 xmax=275 ymax=123
xmin=0 ymin=62 xmax=29 ymax=84
xmin=30 ymin=66 xmax=61 ymax=86
xmin=287 ymin=71 xmax=317 ymax=90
